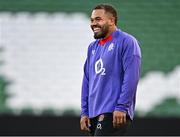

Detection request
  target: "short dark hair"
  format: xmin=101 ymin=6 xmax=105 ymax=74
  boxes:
xmin=93 ymin=4 xmax=118 ymax=25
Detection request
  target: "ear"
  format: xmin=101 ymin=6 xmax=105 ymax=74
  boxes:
xmin=108 ymin=17 xmax=115 ymax=26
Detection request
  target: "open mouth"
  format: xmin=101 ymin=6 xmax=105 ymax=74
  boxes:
xmin=93 ymin=27 xmax=101 ymax=33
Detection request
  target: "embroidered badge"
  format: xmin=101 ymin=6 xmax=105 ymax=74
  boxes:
xmin=92 ymin=49 xmax=95 ymax=55
xmin=108 ymin=43 xmax=114 ymax=51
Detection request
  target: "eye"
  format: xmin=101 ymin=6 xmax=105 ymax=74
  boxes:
xmin=90 ymin=17 xmax=102 ymax=23
xmin=95 ymin=17 xmax=102 ymax=22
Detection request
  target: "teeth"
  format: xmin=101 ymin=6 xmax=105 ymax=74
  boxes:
xmin=93 ymin=28 xmax=100 ymax=32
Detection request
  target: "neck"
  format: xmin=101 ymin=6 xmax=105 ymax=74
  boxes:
xmin=103 ymin=26 xmax=117 ymax=39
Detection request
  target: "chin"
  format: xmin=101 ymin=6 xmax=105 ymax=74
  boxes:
xmin=94 ymin=33 xmax=104 ymax=39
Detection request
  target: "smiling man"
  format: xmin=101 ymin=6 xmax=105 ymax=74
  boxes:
xmin=80 ymin=4 xmax=141 ymax=136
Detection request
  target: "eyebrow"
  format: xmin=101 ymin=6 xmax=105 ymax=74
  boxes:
xmin=91 ymin=16 xmax=102 ymax=20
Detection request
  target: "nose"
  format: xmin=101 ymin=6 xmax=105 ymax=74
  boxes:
xmin=91 ymin=20 xmax=97 ymax=26
xmin=91 ymin=22 xmax=95 ymax=27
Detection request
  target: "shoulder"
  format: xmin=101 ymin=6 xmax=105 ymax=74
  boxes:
xmin=121 ymin=30 xmax=139 ymax=44
xmin=88 ymin=40 xmax=98 ymax=50
xmin=118 ymin=30 xmax=141 ymax=57
xmin=114 ymin=29 xmax=139 ymax=45
xmin=86 ymin=40 xmax=98 ymax=57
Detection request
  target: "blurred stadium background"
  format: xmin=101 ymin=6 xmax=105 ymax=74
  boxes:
xmin=0 ymin=0 xmax=180 ymax=135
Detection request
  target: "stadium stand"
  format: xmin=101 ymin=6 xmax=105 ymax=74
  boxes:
xmin=0 ymin=0 xmax=180 ymax=117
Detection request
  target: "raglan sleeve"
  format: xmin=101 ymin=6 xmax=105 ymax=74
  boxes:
xmin=115 ymin=36 xmax=141 ymax=113
xmin=80 ymin=47 xmax=90 ymax=117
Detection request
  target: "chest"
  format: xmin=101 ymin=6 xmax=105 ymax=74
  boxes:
xmin=89 ymin=42 xmax=122 ymax=69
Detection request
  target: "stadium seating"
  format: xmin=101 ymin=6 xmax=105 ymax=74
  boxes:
xmin=0 ymin=0 xmax=180 ymax=116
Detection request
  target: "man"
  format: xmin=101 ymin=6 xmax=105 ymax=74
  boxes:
xmin=80 ymin=4 xmax=141 ymax=136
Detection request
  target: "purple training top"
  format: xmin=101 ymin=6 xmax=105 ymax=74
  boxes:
xmin=81 ymin=29 xmax=141 ymax=120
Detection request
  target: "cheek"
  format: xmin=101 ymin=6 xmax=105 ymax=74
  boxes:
xmin=98 ymin=20 xmax=107 ymax=25
xmin=106 ymin=20 xmax=112 ymax=26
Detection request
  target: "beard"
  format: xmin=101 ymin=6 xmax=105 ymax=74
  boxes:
xmin=92 ymin=23 xmax=109 ymax=39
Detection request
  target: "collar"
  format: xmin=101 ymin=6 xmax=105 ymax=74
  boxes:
xmin=99 ymin=35 xmax=113 ymax=45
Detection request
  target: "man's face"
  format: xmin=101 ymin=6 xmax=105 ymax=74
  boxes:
xmin=90 ymin=9 xmax=111 ymax=39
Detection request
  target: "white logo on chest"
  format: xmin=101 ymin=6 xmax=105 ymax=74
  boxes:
xmin=95 ymin=58 xmax=106 ymax=75
xmin=92 ymin=49 xmax=95 ymax=55
xmin=108 ymin=43 xmax=114 ymax=51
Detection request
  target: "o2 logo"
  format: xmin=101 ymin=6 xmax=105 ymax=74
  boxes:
xmin=95 ymin=58 xmax=106 ymax=75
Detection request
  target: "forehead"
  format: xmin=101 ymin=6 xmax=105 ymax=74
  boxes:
xmin=91 ymin=9 xmax=106 ymax=18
